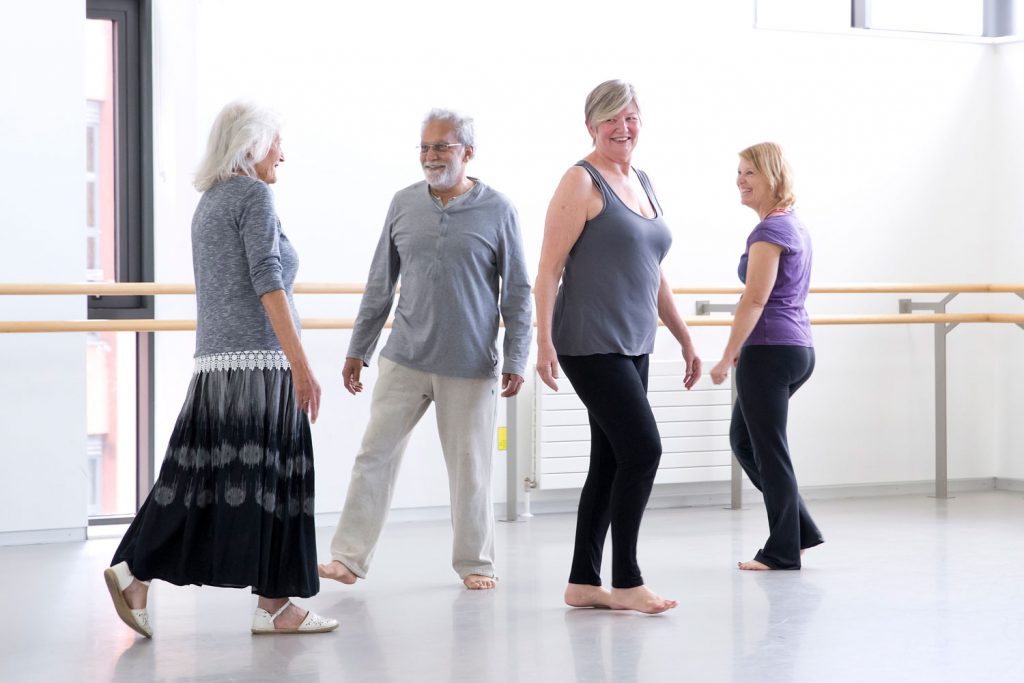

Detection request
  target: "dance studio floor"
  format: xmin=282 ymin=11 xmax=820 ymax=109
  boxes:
xmin=1 ymin=490 xmax=1022 ymax=683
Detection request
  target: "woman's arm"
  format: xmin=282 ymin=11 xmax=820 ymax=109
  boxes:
xmin=261 ymin=289 xmax=321 ymax=422
xmin=657 ymin=270 xmax=702 ymax=389
xmin=535 ymin=167 xmax=594 ymax=391
xmin=709 ymin=241 xmax=782 ymax=385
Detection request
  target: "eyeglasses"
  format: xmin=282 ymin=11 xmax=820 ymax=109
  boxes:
xmin=418 ymin=143 xmax=463 ymax=154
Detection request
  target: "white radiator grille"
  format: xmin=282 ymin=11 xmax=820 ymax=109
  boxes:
xmin=533 ymin=359 xmax=734 ymax=489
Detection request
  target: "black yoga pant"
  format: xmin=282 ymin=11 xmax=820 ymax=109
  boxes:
xmin=559 ymin=353 xmax=661 ymax=589
xmin=730 ymin=344 xmax=823 ymax=569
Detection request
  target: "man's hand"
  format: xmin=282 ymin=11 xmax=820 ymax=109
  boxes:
xmin=342 ymin=357 xmax=365 ymax=395
xmin=501 ymin=373 xmax=525 ymax=397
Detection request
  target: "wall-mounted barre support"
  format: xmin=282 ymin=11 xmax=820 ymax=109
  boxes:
xmin=695 ymin=300 xmax=743 ymax=510
xmin=695 ymin=300 xmax=739 ymax=316
xmin=899 ymin=293 xmax=958 ymax=499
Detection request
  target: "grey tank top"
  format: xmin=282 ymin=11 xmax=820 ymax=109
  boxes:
xmin=552 ymin=160 xmax=673 ymax=356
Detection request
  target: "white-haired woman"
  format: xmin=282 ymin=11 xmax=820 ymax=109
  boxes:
xmin=535 ymin=80 xmax=702 ymax=614
xmin=103 ymin=101 xmax=337 ymax=636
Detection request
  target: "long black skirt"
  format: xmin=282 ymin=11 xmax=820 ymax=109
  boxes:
xmin=112 ymin=351 xmax=319 ymax=598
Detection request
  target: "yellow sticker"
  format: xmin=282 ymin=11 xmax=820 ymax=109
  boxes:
xmin=497 ymin=426 xmax=507 ymax=451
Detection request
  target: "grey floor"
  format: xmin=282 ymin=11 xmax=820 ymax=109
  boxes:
xmin=2 ymin=491 xmax=1024 ymax=683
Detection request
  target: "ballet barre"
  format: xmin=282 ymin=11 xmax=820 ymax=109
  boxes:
xmin=2 ymin=282 xmax=1023 ymax=514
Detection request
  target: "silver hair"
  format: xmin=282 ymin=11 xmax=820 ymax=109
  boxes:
xmin=584 ymin=79 xmax=640 ymax=128
xmin=422 ymin=108 xmax=475 ymax=148
xmin=193 ymin=101 xmax=282 ymax=192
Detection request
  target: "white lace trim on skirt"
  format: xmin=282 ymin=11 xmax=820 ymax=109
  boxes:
xmin=194 ymin=350 xmax=290 ymax=373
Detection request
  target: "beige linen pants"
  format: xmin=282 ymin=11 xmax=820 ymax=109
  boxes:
xmin=330 ymin=357 xmax=498 ymax=579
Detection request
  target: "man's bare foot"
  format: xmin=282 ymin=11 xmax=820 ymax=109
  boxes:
xmin=609 ymin=585 xmax=678 ymax=614
xmin=564 ymin=583 xmax=616 ymax=609
xmin=123 ymin=579 xmax=148 ymax=609
xmin=463 ymin=574 xmax=497 ymax=590
xmin=737 ymin=559 xmax=772 ymax=570
xmin=318 ymin=560 xmax=358 ymax=585
xmin=256 ymin=597 xmax=309 ymax=630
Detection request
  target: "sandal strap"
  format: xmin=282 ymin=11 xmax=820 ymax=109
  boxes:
xmin=268 ymin=600 xmax=292 ymax=623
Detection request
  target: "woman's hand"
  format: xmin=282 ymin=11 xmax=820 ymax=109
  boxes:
xmin=710 ymin=353 xmax=738 ymax=386
xmin=291 ymin=364 xmax=322 ymax=423
xmin=682 ymin=345 xmax=703 ymax=390
xmin=536 ymin=340 xmax=560 ymax=391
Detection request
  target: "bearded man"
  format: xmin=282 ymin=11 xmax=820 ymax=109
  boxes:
xmin=319 ymin=109 xmax=532 ymax=590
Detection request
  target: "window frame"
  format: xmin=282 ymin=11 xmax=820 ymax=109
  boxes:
xmin=852 ymin=0 xmax=1017 ymax=38
xmin=85 ymin=0 xmax=155 ymax=523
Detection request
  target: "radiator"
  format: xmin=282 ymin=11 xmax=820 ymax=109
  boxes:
xmin=530 ymin=359 xmax=735 ymax=490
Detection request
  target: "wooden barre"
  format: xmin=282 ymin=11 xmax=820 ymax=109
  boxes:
xmin=2 ymin=282 xmax=1022 ymax=296
xmin=3 ymin=313 xmax=1024 ymax=334
xmin=0 ymin=282 xmax=367 ymax=296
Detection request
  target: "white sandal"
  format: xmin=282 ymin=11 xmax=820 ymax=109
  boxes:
xmin=251 ymin=600 xmax=339 ymax=635
xmin=103 ymin=561 xmax=152 ymax=638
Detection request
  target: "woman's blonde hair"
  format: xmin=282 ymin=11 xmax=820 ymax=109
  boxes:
xmin=738 ymin=142 xmax=795 ymax=209
xmin=584 ymin=79 xmax=639 ymax=131
xmin=193 ymin=101 xmax=282 ymax=192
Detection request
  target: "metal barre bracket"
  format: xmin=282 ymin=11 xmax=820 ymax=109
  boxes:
xmin=695 ymin=300 xmax=737 ymax=316
xmin=898 ymin=294 xmax=959 ymax=499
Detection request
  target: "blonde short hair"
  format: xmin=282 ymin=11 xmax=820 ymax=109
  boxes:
xmin=738 ymin=142 xmax=796 ymax=209
xmin=584 ymin=79 xmax=639 ymax=129
xmin=193 ymin=101 xmax=282 ymax=192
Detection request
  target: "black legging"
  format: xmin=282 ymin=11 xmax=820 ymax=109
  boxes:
xmin=730 ymin=344 xmax=823 ymax=569
xmin=558 ymin=353 xmax=660 ymax=589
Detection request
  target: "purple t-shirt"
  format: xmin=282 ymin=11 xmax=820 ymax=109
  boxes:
xmin=738 ymin=211 xmax=813 ymax=347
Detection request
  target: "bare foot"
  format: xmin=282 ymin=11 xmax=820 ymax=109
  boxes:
xmin=318 ymin=560 xmax=358 ymax=585
xmin=609 ymin=585 xmax=678 ymax=614
xmin=737 ymin=559 xmax=772 ymax=571
xmin=463 ymin=574 xmax=497 ymax=590
xmin=564 ymin=583 xmax=616 ymax=609
xmin=123 ymin=579 xmax=149 ymax=609
xmin=256 ymin=597 xmax=309 ymax=630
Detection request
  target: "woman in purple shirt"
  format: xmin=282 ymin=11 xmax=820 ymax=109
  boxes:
xmin=710 ymin=142 xmax=824 ymax=570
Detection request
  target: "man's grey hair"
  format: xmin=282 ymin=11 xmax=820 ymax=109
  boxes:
xmin=422 ymin=108 xmax=475 ymax=148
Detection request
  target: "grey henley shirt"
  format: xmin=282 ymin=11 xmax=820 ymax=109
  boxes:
xmin=348 ymin=179 xmax=532 ymax=379
xmin=191 ymin=176 xmax=300 ymax=357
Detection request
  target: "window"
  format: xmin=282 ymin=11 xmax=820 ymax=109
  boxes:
xmin=756 ymin=0 xmax=1020 ymax=37
xmin=855 ymin=0 xmax=985 ymax=36
xmin=85 ymin=101 xmax=104 ymax=281
xmin=85 ymin=0 xmax=154 ymax=523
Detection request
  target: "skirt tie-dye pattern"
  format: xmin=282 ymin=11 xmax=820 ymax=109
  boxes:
xmin=111 ymin=351 xmax=318 ymax=598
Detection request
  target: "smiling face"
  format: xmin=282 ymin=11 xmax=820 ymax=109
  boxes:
xmin=588 ymin=100 xmax=641 ymax=161
xmin=420 ymin=120 xmax=471 ymax=191
xmin=254 ymin=134 xmax=284 ymax=184
xmin=737 ymin=156 xmax=774 ymax=216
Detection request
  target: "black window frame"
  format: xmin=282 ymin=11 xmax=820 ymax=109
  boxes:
xmin=85 ymin=0 xmax=154 ymax=319
xmin=85 ymin=0 xmax=156 ymax=523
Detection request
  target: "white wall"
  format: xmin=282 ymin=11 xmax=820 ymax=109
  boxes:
xmin=0 ymin=1 xmax=88 ymax=538
xmin=148 ymin=0 xmax=1009 ymax=512
xmin=1 ymin=1 xmax=1021 ymax=541
xmin=992 ymin=41 xmax=1024 ymax=481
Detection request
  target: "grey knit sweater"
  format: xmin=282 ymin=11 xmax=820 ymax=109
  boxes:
xmin=191 ymin=176 xmax=300 ymax=358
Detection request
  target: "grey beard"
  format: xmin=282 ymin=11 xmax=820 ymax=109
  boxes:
xmin=423 ymin=165 xmax=458 ymax=192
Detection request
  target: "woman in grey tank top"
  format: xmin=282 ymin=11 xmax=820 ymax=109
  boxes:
xmin=535 ymin=80 xmax=703 ymax=614
xmin=103 ymin=102 xmax=337 ymax=637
